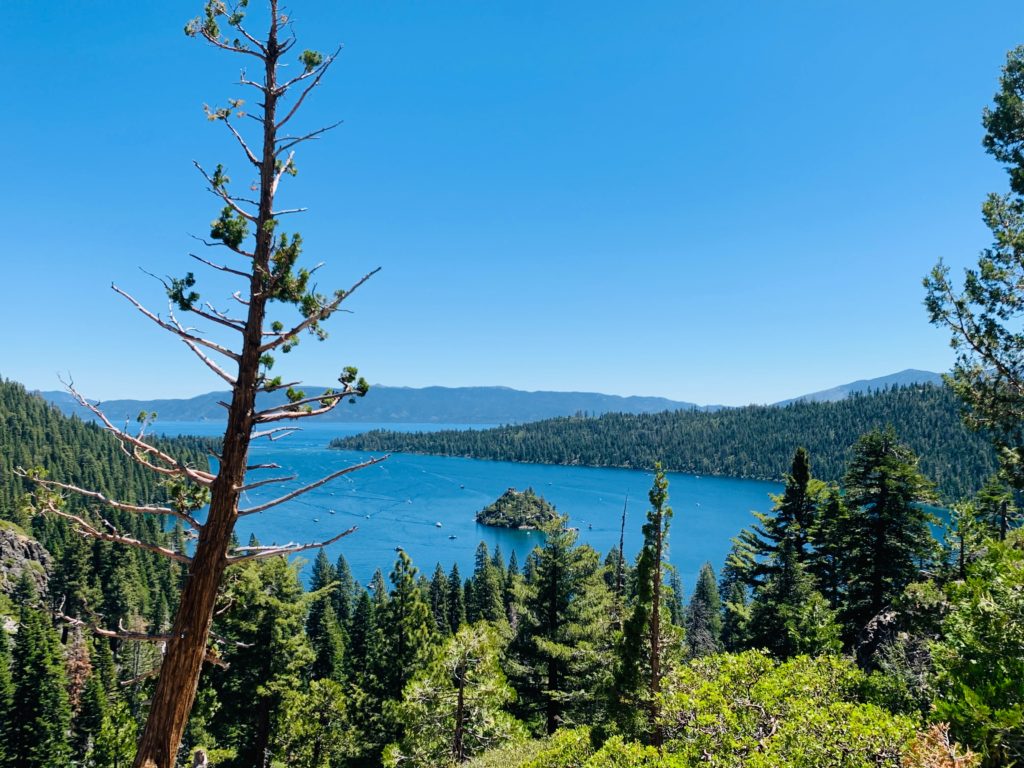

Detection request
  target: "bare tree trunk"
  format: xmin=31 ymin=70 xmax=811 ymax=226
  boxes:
xmin=452 ymin=664 xmax=467 ymax=763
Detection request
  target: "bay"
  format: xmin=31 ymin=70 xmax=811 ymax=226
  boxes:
xmin=157 ymin=421 xmax=782 ymax=590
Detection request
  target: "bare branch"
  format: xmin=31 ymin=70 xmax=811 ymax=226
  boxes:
xmin=187 ymin=339 xmax=238 ymax=387
xmin=231 ymin=290 xmax=251 ymax=306
xmin=190 ymin=252 xmax=251 ymax=278
xmin=226 ymin=526 xmax=357 ymax=564
xmin=260 ymin=267 xmax=380 ymax=353
xmin=122 ymin=670 xmax=161 ymax=686
xmin=271 ymin=150 xmax=295 ymax=196
xmin=203 ymin=302 xmax=246 ymax=326
xmin=60 ymin=381 xmax=217 ymax=487
xmin=199 ymin=26 xmax=264 ymax=60
xmin=112 ymin=284 xmax=242 ymax=362
xmin=254 ymin=387 xmax=359 ymax=423
xmin=276 ymin=120 xmax=343 ymax=155
xmin=247 ymin=462 xmax=282 ymax=471
xmin=236 ymin=474 xmax=297 ymax=492
xmin=194 ymin=161 xmax=258 ymax=222
xmin=271 ymin=207 xmax=308 ymax=216
xmin=189 ymin=233 xmax=255 ymax=260
xmin=16 ymin=470 xmax=202 ymax=530
xmin=238 ymin=455 xmax=388 ymax=515
xmin=250 ymin=426 xmax=301 ymax=441
xmin=42 ymin=502 xmax=192 ymax=564
xmin=222 ymin=116 xmax=261 ymax=168
xmin=259 ymin=379 xmax=300 ymax=392
xmin=230 ymin=11 xmax=268 ymax=55
xmin=138 ymin=270 xmax=246 ymax=335
xmin=276 ymin=46 xmax=343 ymax=127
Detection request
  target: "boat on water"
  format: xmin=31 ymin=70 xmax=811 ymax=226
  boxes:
xmin=448 ymin=534 xmax=457 ymax=540
xmin=435 ymin=521 xmax=442 ymax=528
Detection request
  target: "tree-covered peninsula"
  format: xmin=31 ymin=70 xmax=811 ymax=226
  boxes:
xmin=333 ymin=384 xmax=996 ymax=499
xmin=475 ymin=488 xmax=558 ymax=529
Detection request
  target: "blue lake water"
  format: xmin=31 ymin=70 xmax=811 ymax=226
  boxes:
xmin=157 ymin=421 xmax=782 ymax=591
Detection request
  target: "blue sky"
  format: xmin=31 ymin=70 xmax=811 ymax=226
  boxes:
xmin=2 ymin=1 xmax=1021 ymax=406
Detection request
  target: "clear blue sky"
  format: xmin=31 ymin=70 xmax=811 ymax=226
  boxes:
xmin=2 ymin=1 xmax=1021 ymax=406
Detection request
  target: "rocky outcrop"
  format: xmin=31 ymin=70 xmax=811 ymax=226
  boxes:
xmin=0 ymin=523 xmax=50 ymax=598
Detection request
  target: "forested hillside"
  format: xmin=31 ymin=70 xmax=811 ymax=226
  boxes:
xmin=336 ymin=384 xmax=996 ymax=499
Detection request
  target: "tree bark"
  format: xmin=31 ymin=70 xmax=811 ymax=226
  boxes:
xmin=133 ymin=8 xmax=282 ymax=766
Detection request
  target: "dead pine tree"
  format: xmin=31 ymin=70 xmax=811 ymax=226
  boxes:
xmin=22 ymin=2 xmax=383 ymax=766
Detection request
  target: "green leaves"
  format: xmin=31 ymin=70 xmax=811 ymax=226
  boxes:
xmin=168 ymin=272 xmax=200 ymax=311
xmin=210 ymin=205 xmax=248 ymax=249
xmin=300 ymin=49 xmax=324 ymax=73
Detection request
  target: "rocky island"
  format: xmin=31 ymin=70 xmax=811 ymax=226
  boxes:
xmin=475 ymin=487 xmax=558 ymax=529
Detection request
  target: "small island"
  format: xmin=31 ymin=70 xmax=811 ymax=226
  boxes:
xmin=475 ymin=487 xmax=558 ymax=530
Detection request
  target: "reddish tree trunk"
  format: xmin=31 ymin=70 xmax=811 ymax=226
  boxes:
xmin=133 ymin=10 xmax=281 ymax=766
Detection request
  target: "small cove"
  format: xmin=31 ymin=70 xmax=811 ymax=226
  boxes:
xmin=158 ymin=421 xmax=782 ymax=590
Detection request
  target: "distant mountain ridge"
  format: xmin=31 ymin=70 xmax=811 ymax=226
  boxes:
xmin=774 ymin=369 xmax=944 ymax=405
xmin=39 ymin=369 xmax=943 ymax=425
xmin=39 ymin=385 xmax=705 ymax=425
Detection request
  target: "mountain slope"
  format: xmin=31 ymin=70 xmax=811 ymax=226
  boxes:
xmin=335 ymin=384 xmax=994 ymax=500
xmin=777 ymin=369 xmax=943 ymax=405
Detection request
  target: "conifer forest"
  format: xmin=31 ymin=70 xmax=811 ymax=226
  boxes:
xmin=3 ymin=2 xmax=1024 ymax=767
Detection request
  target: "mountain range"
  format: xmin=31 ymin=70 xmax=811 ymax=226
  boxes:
xmin=39 ymin=368 xmax=943 ymax=426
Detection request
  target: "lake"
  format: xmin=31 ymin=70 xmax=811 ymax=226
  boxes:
xmin=157 ymin=421 xmax=782 ymax=592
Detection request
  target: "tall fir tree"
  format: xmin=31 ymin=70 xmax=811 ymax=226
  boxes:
xmin=0 ymin=626 xmax=12 ymax=766
xmin=511 ymin=517 xmax=613 ymax=735
xmin=334 ymin=553 xmax=357 ymax=628
xmin=374 ymin=552 xmax=433 ymax=700
xmin=446 ymin=564 xmax=467 ymax=633
xmin=6 ymin=578 xmax=72 ymax=768
xmin=685 ymin=562 xmax=722 ymax=658
xmin=429 ymin=564 xmax=451 ymax=635
xmin=208 ymin=556 xmax=314 ymax=768
xmin=469 ymin=542 xmax=504 ymax=624
xmin=615 ymin=464 xmax=676 ymax=746
xmin=839 ymin=427 xmax=937 ymax=644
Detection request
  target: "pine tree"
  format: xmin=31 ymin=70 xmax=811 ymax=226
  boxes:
xmin=334 ymin=554 xmax=357 ymax=628
xmin=615 ymin=464 xmax=675 ymax=745
xmin=383 ymin=624 xmax=526 ymax=767
xmin=469 ymin=542 xmax=504 ymax=624
xmin=346 ymin=589 xmax=374 ymax=685
xmin=15 ymin=3 xmax=378 ymax=762
xmin=840 ymin=427 xmax=937 ymax=643
xmin=925 ymin=44 xmax=1024 ymax=488
xmin=308 ymin=549 xmax=345 ymax=682
xmin=666 ymin=568 xmax=685 ymax=627
xmin=807 ymin=485 xmax=848 ymax=610
xmin=975 ymin=473 xmax=1021 ymax=541
xmin=429 ymin=564 xmax=451 ymax=635
xmin=746 ymin=541 xmax=842 ymax=658
xmin=374 ymin=551 xmax=433 ymax=701
xmin=0 ymin=627 xmax=13 ymax=766
xmin=718 ymin=546 xmax=750 ymax=652
xmin=7 ymin=579 xmax=72 ymax=767
xmin=512 ymin=517 xmax=613 ymax=735
xmin=685 ymin=563 xmax=722 ymax=658
xmin=308 ymin=598 xmax=346 ymax=683
xmin=71 ymin=671 xmax=109 ymax=766
xmin=309 ymin=549 xmax=338 ymax=595
xmin=446 ymin=564 xmax=467 ymax=633
xmin=273 ymin=678 xmax=355 ymax=768
xmin=745 ymin=447 xmax=824 ymax=585
xmin=93 ymin=699 xmax=139 ymax=768
xmin=209 ymin=556 xmax=314 ymax=768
